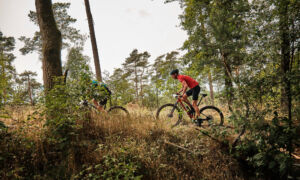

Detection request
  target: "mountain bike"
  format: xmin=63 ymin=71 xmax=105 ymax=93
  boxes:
xmin=81 ymin=98 xmax=129 ymax=117
xmin=156 ymin=93 xmax=223 ymax=128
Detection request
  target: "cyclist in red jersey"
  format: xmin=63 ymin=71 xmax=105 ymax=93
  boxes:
xmin=170 ymin=69 xmax=201 ymax=123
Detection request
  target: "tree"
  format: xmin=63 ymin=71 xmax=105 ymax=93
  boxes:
xmin=177 ymin=0 xmax=250 ymax=108
xmin=122 ymin=49 xmax=150 ymax=103
xmin=35 ymin=0 xmax=63 ymax=91
xmin=64 ymin=47 xmax=92 ymax=81
xmin=151 ymin=51 xmax=181 ymax=105
xmin=248 ymin=0 xmax=299 ymax=116
xmin=19 ymin=71 xmax=41 ymax=105
xmin=151 ymin=55 xmax=165 ymax=107
xmin=105 ymin=68 xmax=135 ymax=105
xmin=0 ymin=31 xmax=16 ymax=105
xmin=84 ymin=0 xmax=102 ymax=81
xmin=19 ymin=2 xmax=86 ymax=56
xmin=277 ymin=0 xmax=291 ymax=119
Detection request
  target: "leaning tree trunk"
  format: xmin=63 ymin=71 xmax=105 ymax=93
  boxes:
xmin=84 ymin=0 xmax=102 ymax=82
xmin=35 ymin=0 xmax=62 ymax=91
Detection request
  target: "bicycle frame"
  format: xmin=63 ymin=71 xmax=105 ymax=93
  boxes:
xmin=172 ymin=94 xmax=206 ymax=119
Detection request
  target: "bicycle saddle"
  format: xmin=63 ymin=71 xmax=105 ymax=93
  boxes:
xmin=202 ymin=94 xmax=207 ymax=97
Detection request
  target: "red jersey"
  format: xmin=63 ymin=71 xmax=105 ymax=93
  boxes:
xmin=177 ymin=75 xmax=199 ymax=89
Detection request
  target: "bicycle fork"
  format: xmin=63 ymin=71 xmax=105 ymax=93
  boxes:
xmin=168 ymin=102 xmax=178 ymax=118
xmin=168 ymin=102 xmax=183 ymax=119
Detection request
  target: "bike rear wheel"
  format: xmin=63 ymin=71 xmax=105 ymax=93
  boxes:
xmin=199 ymin=106 xmax=224 ymax=128
xmin=156 ymin=104 xmax=182 ymax=127
xmin=107 ymin=106 xmax=129 ymax=117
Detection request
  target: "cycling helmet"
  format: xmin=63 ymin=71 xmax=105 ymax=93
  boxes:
xmin=92 ymin=80 xmax=99 ymax=86
xmin=170 ymin=69 xmax=179 ymax=75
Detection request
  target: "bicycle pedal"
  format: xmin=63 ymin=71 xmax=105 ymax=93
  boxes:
xmin=168 ymin=114 xmax=173 ymax=118
xmin=195 ymin=119 xmax=203 ymax=127
xmin=188 ymin=109 xmax=195 ymax=115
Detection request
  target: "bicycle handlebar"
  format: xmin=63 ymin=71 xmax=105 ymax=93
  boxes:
xmin=173 ymin=94 xmax=182 ymax=99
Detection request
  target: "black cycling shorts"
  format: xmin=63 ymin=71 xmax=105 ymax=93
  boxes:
xmin=186 ymin=85 xmax=200 ymax=100
xmin=99 ymin=98 xmax=108 ymax=106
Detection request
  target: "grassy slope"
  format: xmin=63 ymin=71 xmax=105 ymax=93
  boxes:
xmin=0 ymin=106 xmax=245 ymax=179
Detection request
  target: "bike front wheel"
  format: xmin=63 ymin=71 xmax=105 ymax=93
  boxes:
xmin=199 ymin=106 xmax=224 ymax=128
xmin=156 ymin=104 xmax=182 ymax=128
xmin=107 ymin=106 xmax=129 ymax=118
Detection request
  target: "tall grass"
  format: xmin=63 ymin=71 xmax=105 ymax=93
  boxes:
xmin=0 ymin=106 xmax=245 ymax=179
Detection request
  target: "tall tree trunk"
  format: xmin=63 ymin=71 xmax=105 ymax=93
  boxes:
xmin=208 ymin=69 xmax=214 ymax=105
xmin=35 ymin=0 xmax=62 ymax=91
xmin=224 ymin=68 xmax=233 ymax=109
xmin=134 ymin=63 xmax=139 ymax=102
xmin=140 ymin=67 xmax=145 ymax=105
xmin=84 ymin=0 xmax=102 ymax=82
xmin=156 ymin=74 xmax=159 ymax=108
xmin=279 ymin=0 xmax=292 ymax=120
xmin=221 ymin=52 xmax=234 ymax=110
xmin=27 ymin=76 xmax=33 ymax=106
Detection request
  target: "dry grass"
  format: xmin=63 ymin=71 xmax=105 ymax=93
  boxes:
xmin=0 ymin=106 xmax=246 ymax=180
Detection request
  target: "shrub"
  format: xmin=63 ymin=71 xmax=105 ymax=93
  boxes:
xmin=74 ymin=148 xmax=143 ymax=180
xmin=235 ymin=113 xmax=298 ymax=178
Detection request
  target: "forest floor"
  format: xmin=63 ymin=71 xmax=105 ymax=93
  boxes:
xmin=1 ymin=105 xmax=298 ymax=179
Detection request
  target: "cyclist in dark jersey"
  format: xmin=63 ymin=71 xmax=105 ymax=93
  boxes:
xmin=91 ymin=80 xmax=111 ymax=112
xmin=170 ymin=69 xmax=201 ymax=123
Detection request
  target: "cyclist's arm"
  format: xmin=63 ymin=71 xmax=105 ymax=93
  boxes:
xmin=178 ymin=80 xmax=188 ymax=95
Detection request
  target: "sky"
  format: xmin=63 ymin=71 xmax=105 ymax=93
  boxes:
xmin=0 ymin=0 xmax=187 ymax=82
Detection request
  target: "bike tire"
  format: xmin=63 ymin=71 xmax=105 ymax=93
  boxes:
xmin=107 ymin=106 xmax=130 ymax=117
xmin=199 ymin=106 xmax=224 ymax=126
xmin=156 ymin=104 xmax=182 ymax=127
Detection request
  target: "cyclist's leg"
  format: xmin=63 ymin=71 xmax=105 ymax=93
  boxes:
xmin=93 ymin=98 xmax=105 ymax=112
xmin=192 ymin=86 xmax=201 ymax=117
xmin=182 ymin=89 xmax=193 ymax=108
xmin=99 ymin=98 xmax=108 ymax=109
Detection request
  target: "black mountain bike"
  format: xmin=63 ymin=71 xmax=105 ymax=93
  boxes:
xmin=156 ymin=93 xmax=224 ymax=128
xmin=81 ymin=99 xmax=129 ymax=117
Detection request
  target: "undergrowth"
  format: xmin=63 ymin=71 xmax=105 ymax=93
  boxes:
xmin=0 ymin=106 xmax=245 ymax=180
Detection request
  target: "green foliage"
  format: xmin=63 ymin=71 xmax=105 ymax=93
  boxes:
xmin=0 ymin=121 xmax=7 ymax=137
xmin=0 ymin=31 xmax=16 ymax=105
xmin=122 ymin=49 xmax=151 ymax=103
xmin=104 ymin=68 xmax=135 ymax=105
xmin=235 ymin=114 xmax=298 ymax=178
xmin=151 ymin=51 xmax=182 ymax=102
xmin=19 ymin=2 xmax=86 ymax=55
xmin=106 ymin=49 xmax=183 ymax=107
xmin=64 ymin=47 xmax=92 ymax=81
xmin=43 ymin=77 xmax=80 ymax=148
xmin=75 ymin=149 xmax=143 ymax=180
xmin=13 ymin=70 xmax=42 ymax=105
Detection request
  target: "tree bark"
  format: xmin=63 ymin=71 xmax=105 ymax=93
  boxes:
xmin=221 ymin=52 xmax=234 ymax=109
xmin=208 ymin=69 xmax=214 ymax=105
xmin=84 ymin=0 xmax=102 ymax=82
xmin=27 ymin=75 xmax=33 ymax=106
xmin=35 ymin=0 xmax=62 ymax=91
xmin=278 ymin=0 xmax=292 ymax=119
xmin=156 ymin=74 xmax=159 ymax=108
xmin=224 ymin=68 xmax=233 ymax=108
xmin=134 ymin=62 xmax=139 ymax=102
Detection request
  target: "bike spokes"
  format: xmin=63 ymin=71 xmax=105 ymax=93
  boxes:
xmin=156 ymin=104 xmax=182 ymax=127
xmin=199 ymin=108 xmax=222 ymax=127
xmin=108 ymin=106 xmax=129 ymax=118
